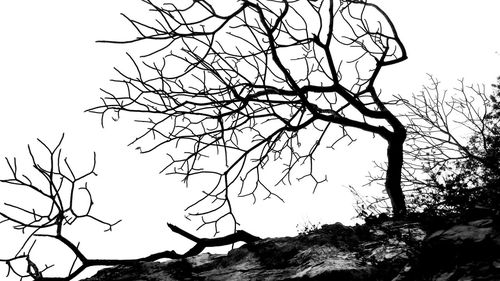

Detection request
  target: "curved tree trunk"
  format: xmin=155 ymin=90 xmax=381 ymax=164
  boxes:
xmin=385 ymin=129 xmax=407 ymax=218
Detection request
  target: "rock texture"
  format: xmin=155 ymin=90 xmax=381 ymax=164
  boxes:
xmin=84 ymin=218 xmax=500 ymax=281
xmin=396 ymin=218 xmax=500 ymax=281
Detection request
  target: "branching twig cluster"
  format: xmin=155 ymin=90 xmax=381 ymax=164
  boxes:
xmin=0 ymin=136 xmax=260 ymax=280
xmin=0 ymin=135 xmax=118 ymax=279
xmin=89 ymin=0 xmax=408 ymax=229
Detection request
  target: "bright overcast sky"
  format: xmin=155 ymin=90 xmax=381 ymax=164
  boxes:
xmin=1 ymin=0 xmax=499 ymax=280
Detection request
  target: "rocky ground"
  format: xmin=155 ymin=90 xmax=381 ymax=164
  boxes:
xmin=84 ymin=215 xmax=500 ymax=281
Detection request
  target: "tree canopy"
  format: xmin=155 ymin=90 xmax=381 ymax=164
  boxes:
xmin=91 ymin=0 xmax=409 ymax=228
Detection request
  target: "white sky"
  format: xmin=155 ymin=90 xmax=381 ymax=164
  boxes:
xmin=0 ymin=0 xmax=499 ymax=280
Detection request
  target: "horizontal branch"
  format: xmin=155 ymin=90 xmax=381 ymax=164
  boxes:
xmin=34 ymin=224 xmax=260 ymax=281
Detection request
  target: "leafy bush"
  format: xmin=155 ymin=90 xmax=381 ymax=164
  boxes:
xmin=363 ymin=76 xmax=500 ymax=219
xmin=406 ymin=76 xmax=500 ymax=217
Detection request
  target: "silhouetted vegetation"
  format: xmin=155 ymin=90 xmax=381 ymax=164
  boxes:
xmin=2 ymin=0 xmax=498 ymax=279
xmin=90 ymin=0 xmax=409 ymax=222
xmin=403 ymin=76 xmax=500 ymax=218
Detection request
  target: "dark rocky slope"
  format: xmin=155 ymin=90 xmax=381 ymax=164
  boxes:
xmin=84 ymin=217 xmax=500 ymax=281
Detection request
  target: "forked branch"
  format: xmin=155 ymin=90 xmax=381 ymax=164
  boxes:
xmin=0 ymin=136 xmax=260 ymax=281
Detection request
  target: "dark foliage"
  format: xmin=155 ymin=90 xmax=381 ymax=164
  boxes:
xmin=430 ymin=77 xmax=500 ymax=216
xmin=405 ymin=76 xmax=500 ymax=217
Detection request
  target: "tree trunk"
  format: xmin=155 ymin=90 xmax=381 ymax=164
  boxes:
xmin=385 ymin=130 xmax=407 ymax=219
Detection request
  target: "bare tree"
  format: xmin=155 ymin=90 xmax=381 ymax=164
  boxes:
xmin=0 ymin=136 xmax=259 ymax=280
xmin=90 ymin=0 xmax=408 ymax=225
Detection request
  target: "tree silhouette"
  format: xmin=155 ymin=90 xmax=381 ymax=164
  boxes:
xmin=1 ymin=1 xmax=410 ymax=279
xmin=90 ymin=0 xmax=408 ymax=225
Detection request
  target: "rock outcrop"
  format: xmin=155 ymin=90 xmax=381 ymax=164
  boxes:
xmin=396 ymin=218 xmax=500 ymax=281
xmin=84 ymin=218 xmax=500 ymax=281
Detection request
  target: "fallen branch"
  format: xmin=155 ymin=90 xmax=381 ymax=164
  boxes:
xmin=33 ymin=224 xmax=261 ymax=281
